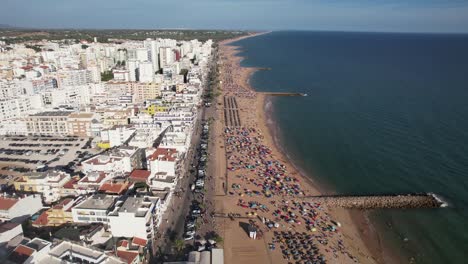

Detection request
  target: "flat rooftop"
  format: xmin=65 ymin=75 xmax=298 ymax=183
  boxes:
xmin=26 ymin=238 xmax=51 ymax=252
xmin=110 ymin=196 xmax=159 ymax=217
xmin=151 ymin=176 xmax=176 ymax=183
xmin=74 ymin=194 xmax=116 ymax=210
xmin=29 ymin=111 xmax=72 ymax=117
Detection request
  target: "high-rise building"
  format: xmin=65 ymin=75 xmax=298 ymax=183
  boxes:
xmin=144 ymin=39 xmax=160 ymax=73
xmin=159 ymin=47 xmax=175 ymax=68
xmin=138 ymin=62 xmax=154 ymax=83
xmin=136 ymin=48 xmax=149 ymax=62
xmin=128 ymin=59 xmax=139 ymax=82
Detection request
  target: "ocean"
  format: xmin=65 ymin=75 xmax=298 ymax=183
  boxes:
xmin=231 ymin=31 xmax=468 ymax=264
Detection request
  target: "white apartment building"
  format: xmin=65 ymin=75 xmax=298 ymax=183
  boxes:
xmin=71 ymin=194 xmax=117 ymax=224
xmin=25 ymin=111 xmax=71 ymax=136
xmin=82 ymin=155 xmax=129 ymax=174
xmin=101 ymin=125 xmax=136 ymax=147
xmin=37 ymin=240 xmax=125 ymax=264
xmin=0 ymin=119 xmax=28 ymax=135
xmin=128 ymin=59 xmax=139 ymax=82
xmin=146 ymin=147 xmax=178 ymax=176
xmin=136 ymin=48 xmax=149 ymax=62
xmin=0 ymin=222 xmax=23 ymax=245
xmin=75 ymin=171 xmax=112 ymax=194
xmin=138 ymin=61 xmax=154 ymax=83
xmin=17 ymin=171 xmax=71 ymax=204
xmin=0 ymin=195 xmax=42 ymax=222
xmin=148 ymin=173 xmax=177 ymax=191
xmin=144 ymin=38 xmax=160 ymax=72
xmin=113 ymin=69 xmax=130 ymax=81
xmin=0 ymin=95 xmax=42 ymax=121
xmin=82 ymin=146 xmax=141 ymax=173
xmin=159 ymin=47 xmax=175 ymax=68
xmin=108 ymin=196 xmax=161 ymax=239
xmin=56 ymin=69 xmax=91 ymax=87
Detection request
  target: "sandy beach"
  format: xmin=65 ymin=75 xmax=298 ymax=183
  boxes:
xmin=209 ymin=32 xmax=384 ymax=264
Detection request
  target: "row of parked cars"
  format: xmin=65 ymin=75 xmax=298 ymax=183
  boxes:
xmin=191 ymin=123 xmax=210 ymax=193
xmin=4 ymin=135 xmax=82 ymax=141
xmin=184 ymin=200 xmax=205 ymax=240
xmin=184 ymin=122 xmax=211 ymax=241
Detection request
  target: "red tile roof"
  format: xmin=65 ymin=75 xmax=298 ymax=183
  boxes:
xmin=8 ymin=245 xmax=35 ymax=264
xmin=129 ymin=170 xmax=151 ymax=181
xmin=119 ymin=240 xmax=129 ymax=248
xmin=132 ymin=237 xmax=147 ymax=247
xmin=0 ymin=197 xmax=18 ymax=210
xmin=52 ymin=198 xmax=73 ymax=209
xmin=99 ymin=181 xmax=129 ymax=195
xmin=32 ymin=211 xmax=49 ymax=227
xmin=147 ymin=148 xmax=177 ymax=162
xmin=14 ymin=245 xmax=35 ymax=256
xmin=116 ymin=250 xmax=139 ymax=264
xmin=63 ymin=177 xmax=80 ymax=189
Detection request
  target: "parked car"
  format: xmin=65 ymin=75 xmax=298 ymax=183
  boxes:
xmin=185 ymin=229 xmax=195 ymax=236
xmin=184 ymin=234 xmax=194 ymax=240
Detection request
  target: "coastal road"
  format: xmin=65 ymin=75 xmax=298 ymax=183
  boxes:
xmin=153 ymin=63 xmax=216 ymax=262
xmin=153 ymin=51 xmax=220 ymax=263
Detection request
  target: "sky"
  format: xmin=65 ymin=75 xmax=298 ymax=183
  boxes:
xmin=2 ymin=0 xmax=468 ymax=33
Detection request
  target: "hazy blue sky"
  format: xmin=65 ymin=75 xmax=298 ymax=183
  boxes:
xmin=2 ymin=0 xmax=468 ymax=33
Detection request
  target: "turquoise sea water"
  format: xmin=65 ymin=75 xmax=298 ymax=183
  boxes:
xmin=232 ymin=31 xmax=468 ymax=264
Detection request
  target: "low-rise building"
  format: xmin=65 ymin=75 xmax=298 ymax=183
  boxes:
xmin=108 ymin=196 xmax=160 ymax=239
xmin=32 ymin=198 xmax=77 ymax=227
xmin=37 ymin=240 xmax=125 ymax=264
xmin=100 ymin=125 xmax=136 ymax=148
xmin=116 ymin=237 xmax=148 ymax=264
xmin=0 ymin=222 xmax=23 ymax=245
xmin=0 ymin=195 xmax=42 ymax=222
xmin=98 ymin=180 xmax=130 ymax=195
xmin=148 ymin=172 xmax=177 ymax=190
xmin=129 ymin=170 xmax=151 ymax=183
xmin=6 ymin=238 xmax=51 ymax=264
xmin=82 ymin=146 xmax=143 ymax=174
xmin=71 ymin=194 xmax=117 ymax=224
xmin=13 ymin=171 xmax=71 ymax=204
xmin=75 ymin=171 xmax=112 ymax=194
xmin=146 ymin=147 xmax=178 ymax=177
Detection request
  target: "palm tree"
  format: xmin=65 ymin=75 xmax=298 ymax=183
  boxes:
xmin=213 ymin=234 xmax=223 ymax=244
xmin=173 ymin=239 xmax=185 ymax=254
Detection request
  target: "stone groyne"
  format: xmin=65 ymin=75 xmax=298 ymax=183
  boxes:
xmin=301 ymin=193 xmax=447 ymax=209
xmin=260 ymin=92 xmax=307 ymax=97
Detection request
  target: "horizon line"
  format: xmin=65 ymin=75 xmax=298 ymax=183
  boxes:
xmin=1 ymin=25 xmax=468 ymax=36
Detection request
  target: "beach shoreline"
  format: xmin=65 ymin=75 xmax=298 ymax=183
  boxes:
xmin=215 ymin=32 xmax=389 ymax=264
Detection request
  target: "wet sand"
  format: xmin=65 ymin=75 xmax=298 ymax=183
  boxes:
xmin=211 ymin=32 xmax=385 ymax=264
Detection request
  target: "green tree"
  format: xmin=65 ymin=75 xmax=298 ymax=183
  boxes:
xmin=134 ymin=181 xmax=149 ymax=191
xmin=174 ymin=239 xmax=185 ymax=253
xmin=100 ymin=71 xmax=113 ymax=82
xmin=213 ymin=234 xmax=223 ymax=244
